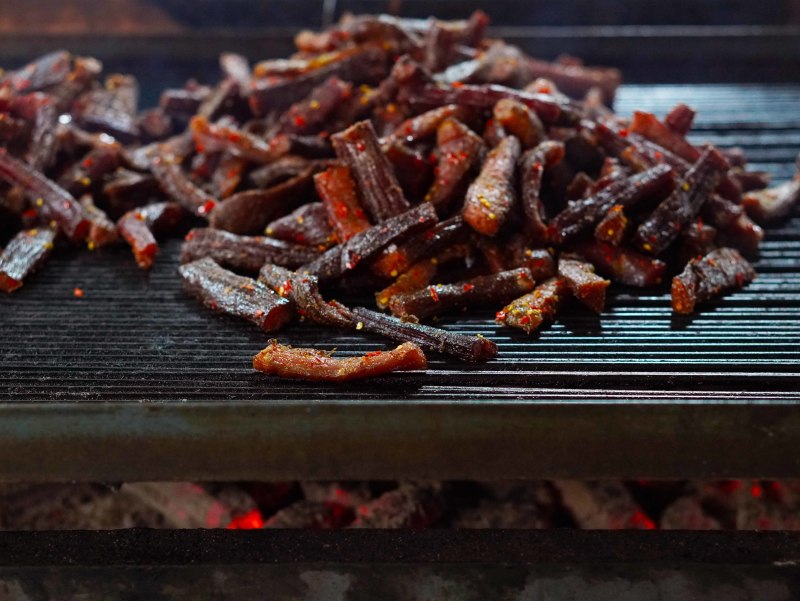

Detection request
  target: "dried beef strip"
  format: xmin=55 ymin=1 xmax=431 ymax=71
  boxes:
xmin=190 ymin=115 xmax=291 ymax=164
xmin=671 ymin=247 xmax=755 ymax=314
xmin=519 ymin=140 xmax=565 ymax=240
xmin=351 ymin=306 xmax=497 ymax=362
xmin=496 ymin=276 xmax=568 ymax=334
xmin=594 ymin=204 xmax=627 ymax=246
xmin=506 ymin=243 xmax=557 ymax=281
xmin=151 ymin=154 xmax=218 ymax=218
xmin=57 ymin=143 xmax=120 ymax=197
xmin=331 ymin=119 xmax=410 ymax=222
xmin=742 ymin=177 xmax=800 ymax=223
xmin=664 ymin=103 xmax=696 ymax=136
xmin=10 ymin=92 xmax=58 ymax=171
xmin=253 ymin=340 xmax=427 ymax=382
xmin=0 ymin=227 xmax=56 ymax=293
xmin=558 ymin=258 xmax=610 ymax=313
xmin=0 ymin=50 xmax=71 ymax=93
xmin=493 ymin=98 xmax=545 ymax=149
xmin=388 ymin=268 xmax=536 ymax=320
xmin=181 ymin=228 xmax=319 ymax=272
xmin=387 ymin=104 xmax=469 ymax=145
xmin=314 ymin=164 xmax=371 ymax=242
xmin=117 ymin=201 xmax=184 ymax=269
xmin=265 ymin=202 xmax=335 ymax=248
xmin=79 ymin=196 xmax=118 ymax=249
xmin=463 ymin=135 xmax=520 ymax=236
xmin=571 ymin=240 xmax=666 ymax=288
xmin=73 ymin=74 xmax=139 ymax=142
xmin=276 ymin=76 xmax=351 ymax=136
xmin=375 ymin=259 xmax=437 ymax=309
xmin=180 ymin=257 xmax=293 ymax=332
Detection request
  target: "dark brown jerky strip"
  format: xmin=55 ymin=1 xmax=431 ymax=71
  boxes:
xmin=493 ymin=98 xmax=545 ymax=149
xmin=375 ymin=259 xmax=437 ymax=309
xmin=731 ymin=168 xmax=771 ymax=193
xmin=159 ymin=87 xmax=208 ymax=118
xmin=506 ymin=239 xmax=557 ymax=281
xmin=482 ymin=117 xmax=506 ymax=147
xmin=549 ymin=163 xmax=674 ymax=244
xmin=701 ymin=194 xmax=743 ymax=229
xmin=151 ymin=154 xmax=218 ymax=218
xmin=594 ymin=204 xmax=628 ymax=246
xmin=47 ymin=56 xmax=102 ymax=112
xmin=79 ymin=195 xmax=118 ymax=249
xmin=265 ymin=202 xmax=335 ymax=248
xmin=558 ymin=258 xmax=610 ymax=313
xmin=0 ymin=113 xmax=28 ymax=144
xmin=331 ymin=119 xmax=410 ymax=222
xmin=258 ymin=263 xmax=354 ymax=328
xmin=0 ymin=149 xmax=89 ymax=243
xmin=303 ymin=203 xmax=437 ymax=281
xmin=190 ymin=116 xmax=291 ymax=164
xmin=742 ymin=177 xmax=800 ymax=223
xmin=0 ymin=228 xmax=56 ymax=293
xmin=212 ymin=154 xmax=246 ymax=199
xmin=571 ymin=240 xmax=666 ymax=288
xmin=383 ymin=142 xmax=433 ymax=203
xmin=251 ymin=156 xmax=314 ymax=189
xmin=117 ymin=202 xmax=184 ymax=269
xmin=632 ymin=147 xmax=728 ymax=255
xmin=672 ymin=247 xmax=755 ymax=314
xmin=102 ymin=168 xmax=160 ymax=216
xmin=463 ymin=135 xmax=520 ymax=236
xmin=124 ymin=131 xmax=193 ymax=171
xmin=422 ymin=10 xmax=488 ymax=71
xmin=665 ymin=103 xmax=696 ymax=136
xmin=370 ymin=215 xmax=466 ymax=278
xmin=10 ymin=92 xmax=58 ymax=171
xmin=277 ymin=76 xmax=351 ymax=135
xmin=210 ymin=166 xmax=315 ymax=235
xmin=423 ymin=118 xmax=484 ymax=214
xmin=136 ymin=108 xmax=172 ymax=142
xmin=524 ymin=57 xmax=621 ymax=104
xmin=718 ymin=213 xmax=765 ymax=254
xmin=519 ymin=140 xmax=565 ymax=241
xmin=0 ymin=50 xmax=71 ymax=93
xmin=496 ymin=276 xmax=568 ymax=334
xmin=314 ymin=165 xmax=371 ymax=242
xmin=389 ymin=268 xmax=536 ymax=320
xmin=73 ymin=74 xmax=139 ymax=142
xmin=181 ymin=228 xmax=319 ymax=272
xmin=388 ymin=104 xmax=470 ymax=144
xmin=179 ymin=257 xmax=293 ymax=332
xmin=677 ymin=221 xmax=717 ymax=264
xmin=197 ymin=78 xmax=240 ymax=121
xmin=58 ymin=143 xmax=120 ymax=197
xmin=351 ymin=306 xmax=497 ymax=362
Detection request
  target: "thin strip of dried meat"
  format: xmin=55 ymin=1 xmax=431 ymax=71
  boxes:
xmin=180 ymin=257 xmax=293 ymax=332
xmin=496 ymin=276 xmax=568 ymax=334
xmin=672 ymin=247 xmax=755 ymax=314
xmin=151 ymin=154 xmax=218 ymax=218
xmin=253 ymin=339 xmax=426 ymax=381
xmin=383 ymin=142 xmax=434 ymax=203
xmin=506 ymin=242 xmax=557 ymax=280
xmin=742 ymin=176 xmax=800 ymax=223
xmin=181 ymin=228 xmax=319 ymax=272
xmin=314 ymin=164 xmax=371 ymax=242
xmin=191 ymin=115 xmax=290 ymax=164
xmin=558 ymin=258 xmax=610 ymax=313
xmin=57 ymin=143 xmax=120 ymax=197
xmin=387 ymin=104 xmax=470 ymax=144
xmin=493 ymin=98 xmax=545 ymax=149
xmin=277 ymin=76 xmax=351 ymax=136
xmin=375 ymin=259 xmax=437 ymax=309
xmin=0 ymin=50 xmax=71 ymax=93
xmin=351 ymin=306 xmax=497 ymax=362
xmin=79 ymin=195 xmax=118 ymax=249
xmin=594 ymin=204 xmax=627 ymax=246
xmin=10 ymin=92 xmax=58 ymax=171
xmin=265 ymin=202 xmax=335 ymax=248
xmin=664 ymin=103 xmax=696 ymax=136
xmin=519 ymin=140 xmax=565 ymax=241
xmin=117 ymin=202 xmax=184 ymax=269
xmin=212 ymin=154 xmax=246 ymax=199
xmin=463 ymin=135 xmax=520 ymax=236
xmin=0 ymin=227 xmax=56 ymax=293
xmin=73 ymin=74 xmax=139 ymax=142
xmin=571 ymin=240 xmax=666 ymax=288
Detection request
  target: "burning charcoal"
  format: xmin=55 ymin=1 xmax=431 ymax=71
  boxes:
xmin=180 ymin=258 xmax=292 ymax=332
xmin=594 ymin=204 xmax=627 ymax=246
xmin=277 ymin=76 xmax=351 ymax=136
xmin=253 ymin=340 xmax=427 ymax=381
xmin=571 ymin=240 xmax=666 ymax=287
xmin=463 ymin=135 xmax=520 ymax=236
xmin=0 ymin=149 xmax=89 ymax=243
xmin=632 ymin=147 xmax=729 ymax=255
xmin=664 ymin=103 xmax=696 ymax=135
xmin=496 ymin=276 xmax=568 ymax=334
xmin=264 ymin=500 xmax=353 ymax=529
xmin=736 ymin=482 xmax=800 ymax=530
xmin=210 ymin=167 xmax=316 ymax=235
xmin=742 ymin=176 xmax=800 ymax=224
xmin=57 ymin=143 xmax=121 ymax=197
xmin=452 ymin=501 xmax=551 ymax=529
xmin=558 ymin=259 xmax=610 ymax=313
xmin=331 ymin=119 xmax=410 ymax=222
xmin=351 ymin=482 xmax=444 ymax=528
xmin=151 ymin=155 xmax=217 ymax=219
xmin=190 ymin=115 xmax=290 ymax=164
xmin=121 ymin=482 xmax=233 ymax=529
xmin=660 ymin=497 xmax=722 ymax=530
xmin=302 ymin=203 xmax=437 ymax=281
xmin=314 ymin=165 xmax=371 ymax=242
xmin=300 ymin=482 xmax=372 ymax=508
xmin=549 ymin=164 xmax=674 ymax=244
xmin=351 ymin=307 xmax=497 ymax=362
xmin=519 ymin=140 xmax=565 ymax=241
xmin=0 ymin=228 xmax=56 ymax=293
xmin=259 ymin=264 xmax=354 ymax=328
xmin=554 ymin=480 xmax=655 ymax=529
xmin=671 ymin=247 xmax=755 ymax=314
xmin=375 ymin=259 xmax=437 ymax=309
xmin=265 ymin=203 xmax=335 ymax=248
xmin=423 ymin=118 xmax=484 ymax=214
xmin=388 ymin=104 xmax=470 ymax=145
xmin=118 ymin=202 xmax=184 ymax=269
xmin=79 ymin=196 xmax=118 ymax=249
xmin=73 ymin=74 xmax=139 ymax=141
xmin=388 ymin=268 xmax=536 ymax=320
xmin=1 ymin=50 xmax=71 ymax=93
xmin=493 ymin=98 xmax=545 ymax=149
xmin=181 ymin=228 xmax=318 ymax=273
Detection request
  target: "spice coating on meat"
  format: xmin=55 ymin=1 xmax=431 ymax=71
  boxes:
xmin=314 ymin=165 xmax=371 ymax=242
xmin=571 ymin=240 xmax=666 ymax=288
xmin=0 ymin=227 xmax=56 ymax=293
xmin=671 ymin=247 xmax=755 ymax=314
xmin=463 ymin=135 xmax=520 ymax=236
xmin=519 ymin=140 xmax=565 ymax=241
xmin=118 ymin=202 xmax=184 ymax=269
xmin=496 ymin=277 xmax=568 ymax=334
xmin=423 ymin=118 xmax=484 ymax=214
xmin=558 ymin=259 xmax=610 ymax=314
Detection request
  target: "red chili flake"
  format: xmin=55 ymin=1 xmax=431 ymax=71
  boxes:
xmin=355 ymin=142 xmax=366 ymax=152
xmin=519 ymin=315 xmax=530 ymax=325
xmin=427 ymin=151 xmax=437 ymax=163
xmin=751 ymin=483 xmax=763 ymax=498
xmin=22 ymin=209 xmax=37 ymax=219
xmin=533 ymin=162 xmax=542 ymax=171
xmin=462 ymin=283 xmax=475 ymax=292
xmin=654 ymin=151 xmax=663 ymax=160
xmin=495 ymin=310 xmax=507 ymax=321
xmin=451 ymin=81 xmax=464 ymax=88
xmin=184 ymin=231 xmax=195 ymax=241
xmin=428 ymin=286 xmax=440 ymax=302
xmin=198 ymin=199 xmax=217 ymax=215
xmin=226 ymin=167 xmax=240 ymax=178
xmin=619 ymin=128 xmax=629 ymax=137
xmin=227 ymin=509 xmax=264 ymax=530
xmin=82 ymin=157 xmax=94 ymax=168
xmin=538 ymin=85 xmax=552 ymax=94
xmin=365 ymin=350 xmax=383 ymax=358
xmin=73 ymin=287 xmax=84 ymax=298
xmin=629 ymin=510 xmax=656 ymax=530
xmin=293 ymin=115 xmax=306 ymax=128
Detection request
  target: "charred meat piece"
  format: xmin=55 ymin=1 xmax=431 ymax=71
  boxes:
xmin=558 ymin=258 xmax=610 ymax=313
xmin=314 ymin=165 xmax=371 ymax=242
xmin=73 ymin=74 xmax=139 ymax=142
xmin=672 ymin=247 xmax=756 ymax=314
xmin=253 ymin=340 xmax=426 ymax=381
xmin=572 ymin=240 xmax=666 ymax=288
xmin=180 ymin=257 xmax=293 ymax=332
xmin=277 ymin=76 xmax=351 ymax=136
xmin=151 ymin=154 xmax=218 ymax=218
xmin=632 ymin=147 xmax=728 ymax=255
xmin=423 ymin=118 xmax=484 ymax=214
xmin=191 ymin=115 xmax=290 ymax=164
xmin=181 ymin=228 xmax=318 ymax=272
xmin=463 ymin=135 xmax=520 ymax=236
xmin=493 ymin=98 xmax=545 ymax=149
xmin=0 ymin=228 xmax=56 ymax=293
xmin=742 ymin=176 xmax=800 ymax=224
xmin=57 ymin=143 xmax=120 ymax=198
xmin=79 ymin=196 xmax=118 ymax=249
xmin=331 ymin=119 xmax=410 ymax=222
xmin=351 ymin=482 xmax=445 ymax=528
xmin=496 ymin=276 xmax=568 ymax=334
xmin=351 ymin=306 xmax=497 ymax=362
xmin=117 ymin=202 xmax=184 ymax=269
xmin=594 ymin=204 xmax=628 ymax=246
xmin=302 ymin=203 xmax=437 ymax=281
xmin=549 ymin=163 xmax=674 ymax=244
xmin=375 ymin=259 xmax=437 ymax=309
xmin=265 ymin=203 xmax=335 ymax=248
xmin=389 ymin=268 xmax=536 ymax=320
xmin=259 ymin=263 xmax=354 ymax=328
xmin=0 ymin=149 xmax=89 ymax=243
xmin=519 ymin=140 xmax=565 ymax=241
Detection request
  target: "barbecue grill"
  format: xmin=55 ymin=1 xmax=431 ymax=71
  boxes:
xmin=1 ymin=0 xmax=800 ymax=597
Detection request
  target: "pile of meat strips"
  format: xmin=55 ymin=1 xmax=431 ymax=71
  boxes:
xmin=1 ymin=12 xmax=799 ymax=380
